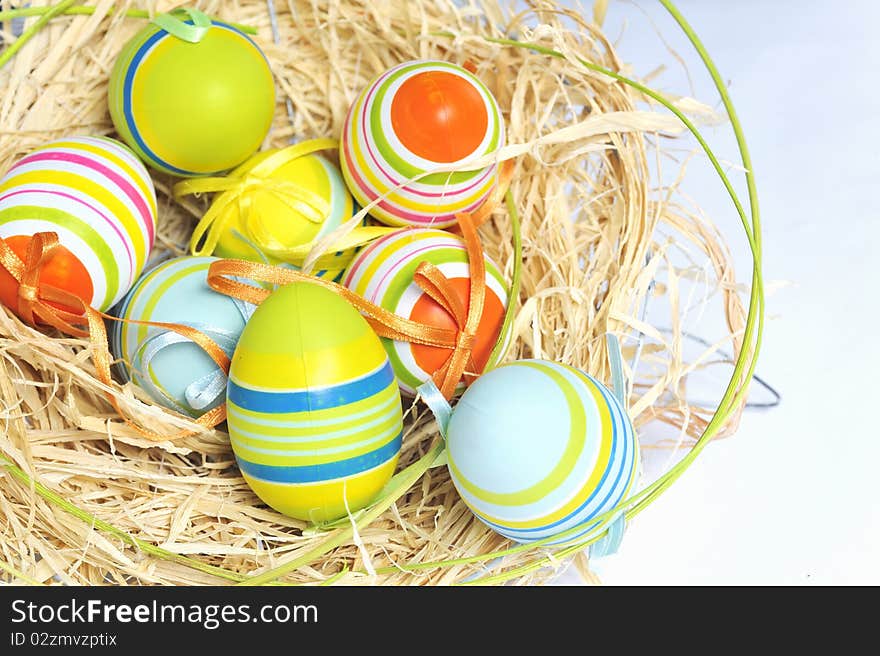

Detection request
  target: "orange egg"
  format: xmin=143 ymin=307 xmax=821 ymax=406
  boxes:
xmin=0 ymin=235 xmax=93 ymax=317
xmin=390 ymin=70 xmax=489 ymax=163
xmin=343 ymin=228 xmax=511 ymax=395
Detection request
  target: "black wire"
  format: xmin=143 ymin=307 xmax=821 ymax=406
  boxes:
xmin=654 ymin=327 xmax=781 ymax=409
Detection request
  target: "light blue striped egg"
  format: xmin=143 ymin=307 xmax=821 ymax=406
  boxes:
xmin=110 ymin=255 xmax=252 ymax=417
xmin=447 ymin=359 xmax=639 ymax=544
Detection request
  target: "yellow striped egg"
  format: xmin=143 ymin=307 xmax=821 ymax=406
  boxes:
xmin=447 ymin=360 xmax=640 ymax=544
xmin=227 ymin=281 xmax=404 ymax=522
xmin=0 ymin=136 xmax=156 ymax=313
xmin=340 ymin=60 xmax=505 ymax=228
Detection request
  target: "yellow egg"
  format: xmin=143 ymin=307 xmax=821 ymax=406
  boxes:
xmin=211 ymin=151 xmax=358 ymax=280
xmin=227 ymin=281 xmax=404 ymax=522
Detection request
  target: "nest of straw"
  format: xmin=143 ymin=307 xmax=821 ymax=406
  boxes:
xmin=0 ymin=0 xmax=747 ymax=585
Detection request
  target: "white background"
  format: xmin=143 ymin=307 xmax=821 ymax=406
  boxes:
xmin=551 ymin=0 xmax=880 ymax=585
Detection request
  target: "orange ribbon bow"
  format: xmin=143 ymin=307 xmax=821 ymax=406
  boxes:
xmin=209 ymin=210 xmax=480 ymax=399
xmin=0 ymin=233 xmax=230 ymax=440
xmin=207 ymin=160 xmax=515 ymax=400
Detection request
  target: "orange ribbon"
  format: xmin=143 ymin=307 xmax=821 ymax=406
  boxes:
xmin=0 ymin=233 xmax=230 ymax=441
xmin=207 ymin=159 xmax=516 ymax=400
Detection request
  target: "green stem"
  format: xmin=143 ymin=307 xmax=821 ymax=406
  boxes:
xmin=0 ymin=556 xmax=43 ymax=585
xmin=619 ymin=0 xmax=765 ymax=522
xmin=0 ymin=4 xmax=258 ymax=36
xmin=0 ymin=453 xmax=248 ymax=583
xmin=658 ymin=0 xmax=762 ymax=261
xmin=0 ymin=0 xmax=80 ymax=71
xmin=486 ymin=191 xmax=523 ymax=369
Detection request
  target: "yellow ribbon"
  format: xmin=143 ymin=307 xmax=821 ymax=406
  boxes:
xmin=175 ymin=138 xmax=395 ymax=265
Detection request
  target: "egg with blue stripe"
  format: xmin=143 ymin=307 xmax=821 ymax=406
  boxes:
xmin=447 ymin=359 xmax=639 ymax=544
xmin=110 ymin=256 xmax=251 ymax=417
xmin=227 ymin=281 xmax=404 ymax=522
xmin=108 ymin=15 xmax=275 ymax=176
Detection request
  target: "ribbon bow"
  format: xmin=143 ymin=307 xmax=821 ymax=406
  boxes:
xmin=132 ymin=322 xmax=249 ymax=417
xmin=176 ymin=138 xmax=394 ymax=265
xmin=0 ymin=232 xmax=92 ymax=337
xmin=207 ymin=160 xmax=516 ymax=400
xmin=0 ymin=233 xmax=232 ymax=440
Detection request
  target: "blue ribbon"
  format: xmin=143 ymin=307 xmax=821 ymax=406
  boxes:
xmin=133 ymin=301 xmax=253 ymax=415
xmin=586 ymin=335 xmax=630 ymax=558
xmin=606 ymin=333 xmax=627 ymax=408
xmin=416 ymin=378 xmax=452 ymax=439
xmin=589 ymin=512 xmax=626 ymax=559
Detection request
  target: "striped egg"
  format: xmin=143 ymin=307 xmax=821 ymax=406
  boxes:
xmin=343 ymin=228 xmax=510 ymax=395
xmin=210 ymin=152 xmax=359 ymax=282
xmin=447 ymin=360 xmax=640 ymax=544
xmin=0 ymin=136 xmax=156 ymax=314
xmin=111 ymin=256 xmax=251 ymax=417
xmin=227 ymin=281 xmax=404 ymax=522
xmin=340 ymin=60 xmax=505 ymax=228
xmin=108 ymin=17 xmax=275 ymax=176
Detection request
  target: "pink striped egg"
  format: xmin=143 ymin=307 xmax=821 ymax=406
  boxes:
xmin=0 ymin=136 xmax=157 ymax=313
xmin=340 ymin=60 xmax=505 ymax=228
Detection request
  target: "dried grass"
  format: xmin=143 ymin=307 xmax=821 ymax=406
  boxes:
xmin=0 ymin=0 xmax=745 ymax=585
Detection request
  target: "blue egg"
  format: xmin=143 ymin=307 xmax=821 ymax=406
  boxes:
xmin=110 ymin=255 xmax=252 ymax=416
xmin=447 ymin=359 xmax=640 ymax=544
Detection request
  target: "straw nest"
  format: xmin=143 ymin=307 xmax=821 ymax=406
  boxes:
xmin=0 ymin=0 xmax=746 ymax=585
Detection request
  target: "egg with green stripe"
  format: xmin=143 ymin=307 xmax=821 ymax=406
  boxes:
xmin=228 ymin=281 xmax=404 ymax=522
xmin=340 ymin=59 xmax=505 ymax=227
xmin=108 ymin=14 xmax=275 ymax=176
xmin=447 ymin=359 xmax=640 ymax=544
xmin=110 ymin=256 xmax=251 ymax=417
xmin=343 ymin=228 xmax=511 ymax=395
xmin=0 ymin=136 xmax=156 ymax=314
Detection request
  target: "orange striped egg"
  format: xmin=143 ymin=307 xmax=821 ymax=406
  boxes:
xmin=340 ymin=60 xmax=505 ymax=228
xmin=343 ymin=228 xmax=510 ymax=395
xmin=0 ymin=137 xmax=157 ymax=314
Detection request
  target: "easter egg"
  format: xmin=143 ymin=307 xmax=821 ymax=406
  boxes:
xmin=0 ymin=136 xmax=156 ymax=314
xmin=227 ymin=281 xmax=404 ymax=522
xmin=340 ymin=60 xmax=505 ymax=228
xmin=108 ymin=15 xmax=275 ymax=176
xmin=343 ymin=228 xmax=510 ymax=395
xmin=208 ymin=151 xmax=360 ymax=282
xmin=446 ymin=360 xmax=639 ymax=544
xmin=111 ymin=256 xmax=251 ymax=417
